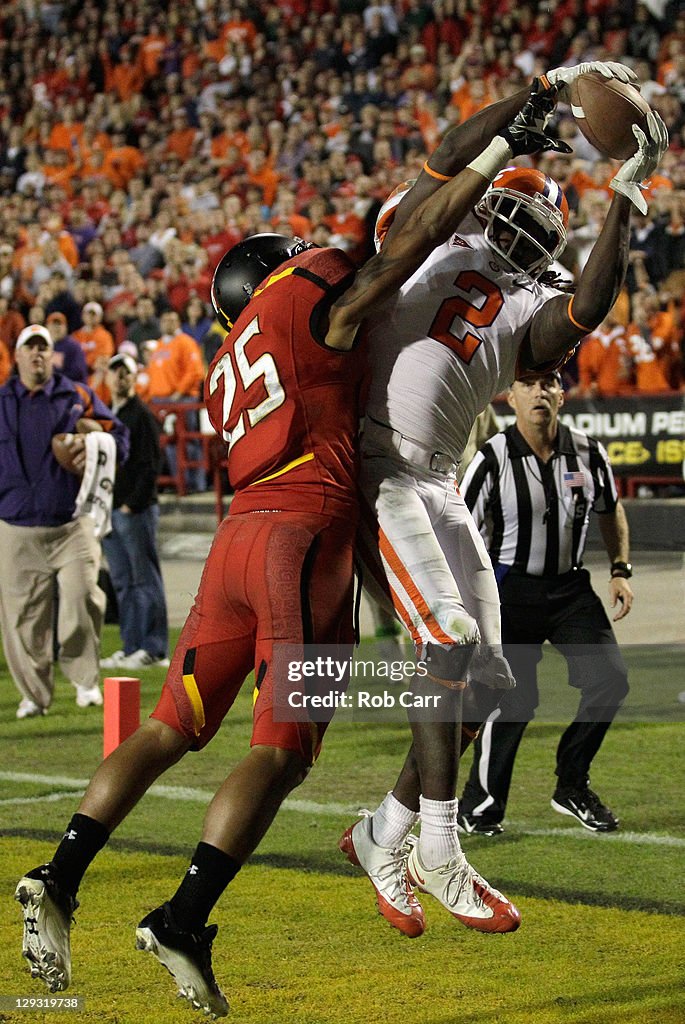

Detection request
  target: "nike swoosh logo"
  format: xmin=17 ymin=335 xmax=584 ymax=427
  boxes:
xmin=412 ymin=864 xmax=426 ymax=886
xmin=558 ymin=799 xmax=593 ymax=822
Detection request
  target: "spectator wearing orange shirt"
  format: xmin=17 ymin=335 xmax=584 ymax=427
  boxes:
xmin=102 ymin=133 xmax=146 ymax=190
xmin=41 ymin=214 xmax=79 ymax=269
xmin=110 ymin=46 xmax=144 ymax=102
xmin=144 ymin=310 xmax=205 ymax=403
xmin=77 ymin=123 xmax=112 ymax=168
xmin=400 ymin=43 xmax=438 ymax=92
xmin=449 ymin=47 xmax=497 ymax=121
xmin=569 ymin=158 xmax=615 ymax=200
xmin=576 ymin=315 xmax=634 ymax=398
xmin=166 ymin=110 xmax=197 ymax=163
xmin=203 ymin=34 xmax=226 ymax=64
xmin=220 ymin=11 xmax=257 ymax=48
xmin=73 ymin=301 xmax=115 ymax=371
xmin=649 ymin=307 xmax=680 ymax=380
xmin=245 ymin=150 xmax=279 ymax=208
xmin=628 ymin=293 xmax=679 ymax=393
xmin=323 ymin=185 xmax=366 ymax=261
xmin=211 ymin=108 xmax=249 ymax=158
xmin=139 ymin=23 xmax=168 ymax=82
xmin=144 ymin=309 xmax=206 ymax=492
xmin=269 ymin=189 xmax=311 ymax=239
xmin=48 ymin=105 xmax=84 ymax=157
xmin=40 ymin=150 xmax=78 ymax=199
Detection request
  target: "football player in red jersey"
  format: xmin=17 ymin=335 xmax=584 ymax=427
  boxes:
xmin=16 ymin=86 xmax=572 ymax=1016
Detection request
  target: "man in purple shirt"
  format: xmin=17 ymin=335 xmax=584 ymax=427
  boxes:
xmin=0 ymin=323 xmax=129 ymax=718
xmin=46 ymin=311 xmax=89 ymax=384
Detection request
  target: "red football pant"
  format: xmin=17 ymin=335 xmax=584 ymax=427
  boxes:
xmin=152 ymin=510 xmax=355 ymax=763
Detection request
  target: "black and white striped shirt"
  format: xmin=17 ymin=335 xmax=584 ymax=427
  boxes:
xmin=462 ymin=424 xmax=618 ymax=578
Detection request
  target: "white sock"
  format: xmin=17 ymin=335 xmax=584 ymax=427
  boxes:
xmin=418 ymin=796 xmax=462 ymax=869
xmin=371 ymin=792 xmax=419 ymax=848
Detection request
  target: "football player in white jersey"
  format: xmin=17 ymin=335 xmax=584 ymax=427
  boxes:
xmin=340 ymin=66 xmax=668 ymax=938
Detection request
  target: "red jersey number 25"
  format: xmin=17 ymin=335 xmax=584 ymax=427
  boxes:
xmin=428 ymin=270 xmax=504 ymax=364
xmin=208 ymin=316 xmax=285 ymax=449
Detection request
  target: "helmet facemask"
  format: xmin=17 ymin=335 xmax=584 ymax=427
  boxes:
xmin=478 ymin=187 xmax=567 ymax=280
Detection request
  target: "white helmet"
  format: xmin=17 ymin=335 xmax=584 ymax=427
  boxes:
xmin=475 ymin=166 xmax=569 ymax=279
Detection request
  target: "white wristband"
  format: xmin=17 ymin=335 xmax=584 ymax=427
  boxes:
xmin=466 ymin=136 xmax=513 ymax=182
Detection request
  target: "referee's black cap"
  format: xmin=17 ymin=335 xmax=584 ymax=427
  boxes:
xmin=514 ymin=368 xmax=563 ymax=386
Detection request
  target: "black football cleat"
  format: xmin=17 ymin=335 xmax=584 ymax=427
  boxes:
xmin=136 ymin=902 xmax=228 ymax=1018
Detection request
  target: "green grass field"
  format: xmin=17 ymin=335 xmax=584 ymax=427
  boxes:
xmin=1 ymin=628 xmax=683 ymax=1024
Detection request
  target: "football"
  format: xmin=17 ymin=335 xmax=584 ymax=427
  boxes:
xmin=51 ymin=432 xmax=85 ymax=476
xmin=569 ymin=72 xmax=651 ymax=160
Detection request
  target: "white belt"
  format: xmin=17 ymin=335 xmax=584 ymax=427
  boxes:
xmin=364 ymin=418 xmax=459 ymax=478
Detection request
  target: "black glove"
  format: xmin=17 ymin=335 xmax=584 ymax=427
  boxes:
xmin=499 ymin=80 xmax=573 ymax=157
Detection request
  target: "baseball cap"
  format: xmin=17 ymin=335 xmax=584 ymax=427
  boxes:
xmin=83 ymin=301 xmax=103 ymax=318
xmin=16 ymin=324 xmax=54 ymax=350
xmin=46 ymin=311 xmax=67 ymax=325
xmin=515 ymin=368 xmax=563 ymax=386
xmin=108 ymin=353 xmax=138 ymax=375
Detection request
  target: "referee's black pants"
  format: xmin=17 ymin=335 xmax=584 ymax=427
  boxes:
xmin=460 ymin=568 xmax=629 ymax=824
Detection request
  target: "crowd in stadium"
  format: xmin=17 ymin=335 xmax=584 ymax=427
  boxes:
xmin=0 ymin=0 xmax=683 ymax=429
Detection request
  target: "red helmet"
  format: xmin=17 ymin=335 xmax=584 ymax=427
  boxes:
xmin=374 ymin=179 xmax=416 ymax=252
xmin=475 ymin=167 xmax=569 ymax=279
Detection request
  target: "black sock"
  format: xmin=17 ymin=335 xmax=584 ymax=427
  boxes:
xmin=50 ymin=813 xmax=110 ymax=897
xmin=167 ymin=842 xmax=241 ymax=932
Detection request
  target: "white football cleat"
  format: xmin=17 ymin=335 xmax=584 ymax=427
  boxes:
xmin=339 ymin=815 xmax=425 ymax=937
xmin=15 ymin=866 xmax=77 ymax=991
xmin=406 ymin=842 xmax=520 ymax=933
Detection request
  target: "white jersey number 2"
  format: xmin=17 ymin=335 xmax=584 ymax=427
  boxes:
xmin=208 ymin=316 xmax=285 ymax=449
xmin=428 ymin=270 xmax=504 ymax=364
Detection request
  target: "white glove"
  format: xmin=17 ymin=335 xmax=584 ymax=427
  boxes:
xmin=544 ymin=61 xmax=637 ymax=104
xmin=609 ymin=110 xmax=670 ymax=214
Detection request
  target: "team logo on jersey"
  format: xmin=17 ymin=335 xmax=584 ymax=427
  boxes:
xmin=450 ymin=235 xmax=473 ymax=249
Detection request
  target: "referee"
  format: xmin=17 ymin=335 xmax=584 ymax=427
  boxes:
xmin=458 ymin=371 xmax=633 ymax=834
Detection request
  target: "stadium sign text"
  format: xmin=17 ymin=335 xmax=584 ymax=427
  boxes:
xmin=494 ymin=394 xmax=685 ymax=478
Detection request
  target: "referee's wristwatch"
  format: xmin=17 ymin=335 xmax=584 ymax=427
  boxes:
xmin=610 ymin=560 xmax=633 ymax=579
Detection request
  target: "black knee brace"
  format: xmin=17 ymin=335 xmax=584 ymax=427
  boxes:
xmin=420 ymin=641 xmax=477 ymax=690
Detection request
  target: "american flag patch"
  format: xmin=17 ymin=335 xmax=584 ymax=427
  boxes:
xmin=563 ymin=471 xmax=585 ymax=488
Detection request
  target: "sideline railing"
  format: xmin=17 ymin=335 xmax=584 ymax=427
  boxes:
xmin=152 ymin=395 xmax=685 ymax=525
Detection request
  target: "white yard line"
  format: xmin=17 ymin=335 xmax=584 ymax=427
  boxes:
xmin=0 ymin=791 xmax=84 ymax=806
xmin=0 ymin=771 xmax=362 ymax=818
xmin=1 ymin=771 xmax=683 ymax=848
